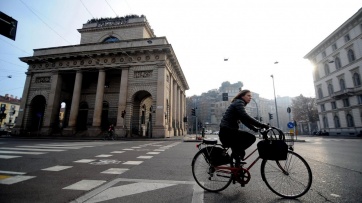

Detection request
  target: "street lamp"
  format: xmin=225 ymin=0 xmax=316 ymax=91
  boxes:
xmin=251 ymin=98 xmax=259 ymax=122
xmin=270 ymin=74 xmax=280 ymax=128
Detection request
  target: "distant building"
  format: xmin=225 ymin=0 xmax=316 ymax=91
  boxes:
xmin=0 ymin=94 xmax=20 ymax=131
xmin=304 ymin=8 xmax=362 ymax=136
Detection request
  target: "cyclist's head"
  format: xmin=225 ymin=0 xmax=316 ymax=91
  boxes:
xmin=232 ymin=89 xmax=251 ymax=103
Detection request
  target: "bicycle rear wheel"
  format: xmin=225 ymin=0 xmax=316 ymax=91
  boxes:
xmin=260 ymin=151 xmax=312 ymax=199
xmin=191 ymin=149 xmax=232 ymax=192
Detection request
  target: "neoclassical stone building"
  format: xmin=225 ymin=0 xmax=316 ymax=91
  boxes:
xmin=13 ymin=15 xmax=189 ymax=138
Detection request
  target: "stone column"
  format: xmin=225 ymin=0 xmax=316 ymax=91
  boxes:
xmin=153 ymin=66 xmax=167 ymax=137
xmin=116 ymin=69 xmax=129 ymax=137
xmin=180 ymin=91 xmax=184 ymax=136
xmin=68 ymin=70 xmax=83 ymax=128
xmin=173 ymin=80 xmax=178 ymax=136
xmin=42 ymin=71 xmax=62 ymax=135
xmin=176 ymin=86 xmax=181 ymax=136
xmin=168 ymin=77 xmax=174 ymax=136
xmin=92 ymin=69 xmax=106 ymax=127
xmin=13 ymin=72 xmax=32 ymax=135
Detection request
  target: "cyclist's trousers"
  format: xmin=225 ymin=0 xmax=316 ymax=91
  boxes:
xmin=218 ymin=127 xmax=256 ymax=161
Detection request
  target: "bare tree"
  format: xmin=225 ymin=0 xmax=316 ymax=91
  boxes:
xmin=291 ymin=94 xmax=319 ymax=132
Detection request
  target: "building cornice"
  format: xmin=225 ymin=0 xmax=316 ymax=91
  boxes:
xmin=304 ymin=7 xmax=362 ymax=59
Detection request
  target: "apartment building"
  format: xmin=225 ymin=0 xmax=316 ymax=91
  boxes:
xmin=304 ymin=8 xmax=362 ymax=136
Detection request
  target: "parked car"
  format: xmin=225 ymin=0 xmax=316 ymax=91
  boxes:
xmin=212 ymin=131 xmax=219 ymax=135
xmin=313 ymin=130 xmax=329 ymax=136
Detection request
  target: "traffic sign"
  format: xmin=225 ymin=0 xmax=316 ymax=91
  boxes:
xmin=287 ymin=122 xmax=294 ymax=128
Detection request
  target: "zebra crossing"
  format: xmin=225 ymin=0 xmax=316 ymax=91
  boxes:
xmin=0 ymin=140 xmax=181 ymax=197
xmin=0 ymin=141 xmax=118 ymax=159
xmin=305 ymin=138 xmax=362 ymax=143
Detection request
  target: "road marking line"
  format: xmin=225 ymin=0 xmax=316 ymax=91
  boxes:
xmin=0 ymin=170 xmax=26 ymax=175
xmin=0 ymin=175 xmax=11 ymax=180
xmin=70 ymin=178 xmax=199 ymax=203
xmin=18 ymin=146 xmax=81 ymax=149
xmin=101 ymin=168 xmax=129 ymax=174
xmin=0 ymin=175 xmax=35 ymax=185
xmin=95 ymin=154 xmax=113 ymax=158
xmin=192 ymin=182 xmax=204 ymax=203
xmin=0 ymin=150 xmax=45 ymax=155
xmin=74 ymin=159 xmax=96 ymax=163
xmin=63 ymin=180 xmax=106 ymax=191
xmin=131 ymin=147 xmax=141 ymax=148
xmin=122 ymin=149 xmax=134 ymax=151
xmin=42 ymin=165 xmax=73 ymax=171
xmin=85 ymin=182 xmax=176 ymax=203
xmin=147 ymin=152 xmax=160 ymax=155
xmin=331 ymin=194 xmax=340 ymax=197
xmin=0 ymin=147 xmax=65 ymax=152
xmin=123 ymin=161 xmax=143 ymax=165
xmin=111 ymin=151 xmax=124 ymax=153
xmin=137 ymin=156 xmax=153 ymax=159
xmin=154 ymin=149 xmax=165 ymax=151
xmin=0 ymin=155 xmax=21 ymax=159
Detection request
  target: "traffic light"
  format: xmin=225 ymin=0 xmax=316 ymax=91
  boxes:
xmin=222 ymin=93 xmax=228 ymax=101
xmin=0 ymin=12 xmax=18 ymax=41
xmin=269 ymin=113 xmax=273 ymax=120
xmin=191 ymin=108 xmax=196 ymax=116
xmin=121 ymin=110 xmax=126 ymax=118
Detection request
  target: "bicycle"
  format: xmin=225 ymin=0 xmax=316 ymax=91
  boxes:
xmin=191 ymin=127 xmax=312 ymax=199
xmin=103 ymin=131 xmax=117 ymax=140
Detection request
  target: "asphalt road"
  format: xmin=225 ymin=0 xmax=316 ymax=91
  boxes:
xmin=0 ymin=136 xmax=361 ymax=203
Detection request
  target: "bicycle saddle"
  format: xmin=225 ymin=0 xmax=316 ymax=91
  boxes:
xmin=202 ymin=139 xmax=217 ymax=145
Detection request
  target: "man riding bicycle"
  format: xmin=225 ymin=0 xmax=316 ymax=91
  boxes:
xmin=219 ymin=89 xmax=269 ymax=167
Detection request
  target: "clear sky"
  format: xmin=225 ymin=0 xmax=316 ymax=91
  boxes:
xmin=0 ymin=0 xmax=361 ymax=100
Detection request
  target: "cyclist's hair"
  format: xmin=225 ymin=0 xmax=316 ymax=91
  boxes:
xmin=232 ymin=89 xmax=251 ymax=103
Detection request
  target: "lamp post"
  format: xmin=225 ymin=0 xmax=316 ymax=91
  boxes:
xmin=251 ymin=98 xmax=259 ymax=121
xmin=271 ymin=74 xmax=280 ymax=128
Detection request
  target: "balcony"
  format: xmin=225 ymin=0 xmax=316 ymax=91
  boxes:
xmin=331 ymin=88 xmax=355 ymax=99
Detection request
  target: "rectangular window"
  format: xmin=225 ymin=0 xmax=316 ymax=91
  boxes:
xmin=332 ymin=43 xmax=337 ymax=51
xmin=322 ymin=51 xmax=326 ymax=58
xmin=344 ymin=34 xmax=350 ymax=42
xmin=321 ymin=104 xmax=325 ymax=112
xmin=358 ymin=95 xmax=362 ymax=104
xmin=343 ymin=98 xmax=350 ymax=107
xmin=331 ymin=101 xmax=337 ymax=109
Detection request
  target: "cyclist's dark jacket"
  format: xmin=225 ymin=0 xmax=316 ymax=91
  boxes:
xmin=220 ymin=99 xmax=265 ymax=131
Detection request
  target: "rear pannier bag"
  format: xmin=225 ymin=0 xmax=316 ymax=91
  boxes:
xmin=257 ymin=140 xmax=288 ymax=160
xmin=202 ymin=147 xmax=230 ymax=166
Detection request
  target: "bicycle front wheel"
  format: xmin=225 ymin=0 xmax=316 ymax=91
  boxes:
xmin=191 ymin=149 xmax=232 ymax=192
xmin=261 ymin=151 xmax=312 ymax=199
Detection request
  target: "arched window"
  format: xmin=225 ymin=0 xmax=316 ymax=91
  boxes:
xmin=318 ymin=88 xmax=323 ymax=99
xmin=328 ymin=84 xmax=334 ymax=96
xmin=335 ymin=57 xmax=342 ymax=69
xmin=347 ymin=49 xmax=355 ymax=63
xmin=353 ymin=73 xmax=361 ymax=87
xmin=323 ymin=116 xmax=329 ymax=128
xmin=334 ymin=116 xmax=340 ymax=128
xmin=346 ymin=114 xmax=354 ymax=127
xmin=324 ymin=64 xmax=330 ymax=75
xmin=103 ymin=36 xmax=120 ymax=43
xmin=339 ymin=79 xmax=345 ymax=91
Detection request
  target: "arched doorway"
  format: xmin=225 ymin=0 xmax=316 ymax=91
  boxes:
xmin=29 ymin=95 xmax=46 ymax=131
xmin=77 ymin=102 xmax=88 ymax=130
xmin=131 ymin=91 xmax=152 ymax=136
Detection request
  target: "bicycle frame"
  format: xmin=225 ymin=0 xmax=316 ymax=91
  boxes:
xmin=214 ymin=147 xmax=289 ymax=185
